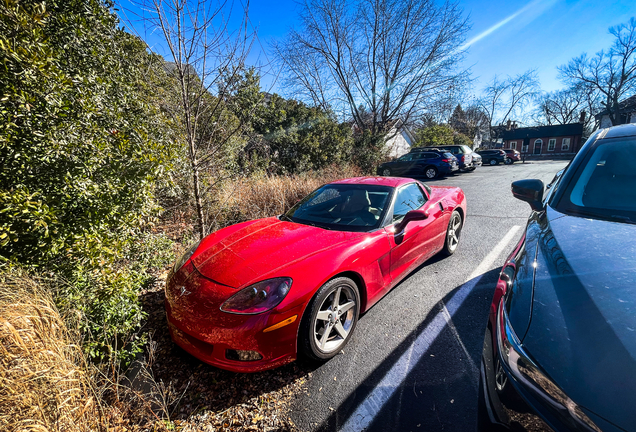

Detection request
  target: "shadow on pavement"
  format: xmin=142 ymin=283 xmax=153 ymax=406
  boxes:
xmin=313 ymin=267 xmax=501 ymax=432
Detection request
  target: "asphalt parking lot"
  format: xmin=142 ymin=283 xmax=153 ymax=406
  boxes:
xmin=290 ymin=160 xmax=569 ymax=432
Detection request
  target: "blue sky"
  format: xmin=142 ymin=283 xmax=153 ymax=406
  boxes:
xmin=117 ymin=0 xmax=635 ymax=96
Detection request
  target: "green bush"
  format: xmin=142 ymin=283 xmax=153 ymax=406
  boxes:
xmin=351 ymin=131 xmax=389 ymax=174
xmin=242 ymin=93 xmax=355 ymax=174
xmin=0 ymin=0 xmax=176 ymax=364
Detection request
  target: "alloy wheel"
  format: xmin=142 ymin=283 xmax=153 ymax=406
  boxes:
xmin=489 ymin=159 xmax=497 ymax=166
xmin=447 ymin=212 xmax=462 ymax=253
xmin=313 ymin=285 xmax=357 ymax=354
xmin=382 ymin=168 xmax=391 ymax=176
xmin=495 ymin=359 xmax=508 ymax=392
xmin=425 ymin=167 xmax=437 ymax=179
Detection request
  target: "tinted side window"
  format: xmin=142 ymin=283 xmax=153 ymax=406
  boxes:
xmin=392 ymin=183 xmax=427 ymax=222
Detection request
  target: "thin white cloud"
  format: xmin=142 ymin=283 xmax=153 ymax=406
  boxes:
xmin=460 ymin=0 xmax=558 ymax=51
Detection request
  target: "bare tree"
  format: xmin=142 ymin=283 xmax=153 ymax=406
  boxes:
xmin=534 ymin=84 xmax=599 ymax=133
xmin=133 ymin=0 xmax=259 ymax=239
xmin=478 ymin=70 xmax=540 ymax=144
xmin=448 ymin=103 xmax=488 ymax=143
xmin=273 ymin=0 xmax=470 ymax=139
xmin=559 ymin=18 xmax=636 ymax=126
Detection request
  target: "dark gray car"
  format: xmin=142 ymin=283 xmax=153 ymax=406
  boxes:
xmin=478 ymin=124 xmax=636 ymax=432
xmin=476 ymin=149 xmax=508 ymax=166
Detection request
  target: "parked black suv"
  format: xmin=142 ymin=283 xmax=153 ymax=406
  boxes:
xmin=377 ymin=149 xmax=459 ymax=179
xmin=476 ymin=149 xmax=509 ymax=166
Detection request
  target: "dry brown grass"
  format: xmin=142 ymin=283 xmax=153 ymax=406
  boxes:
xmin=0 ymin=271 xmax=103 ymax=432
xmin=209 ymin=164 xmax=362 ymax=231
xmin=0 ymin=271 xmax=179 ymax=432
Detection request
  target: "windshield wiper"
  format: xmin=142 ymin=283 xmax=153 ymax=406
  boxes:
xmin=570 ymin=209 xmax=636 ymax=224
xmin=611 ymin=215 xmax=636 ymax=224
xmin=280 ymin=214 xmax=293 ymax=222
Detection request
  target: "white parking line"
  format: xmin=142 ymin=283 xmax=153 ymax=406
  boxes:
xmin=339 ymin=225 xmax=522 ymax=432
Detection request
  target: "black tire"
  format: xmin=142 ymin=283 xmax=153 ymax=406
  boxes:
xmin=478 ymin=363 xmax=509 ymax=432
xmin=299 ymin=277 xmax=360 ymax=362
xmin=381 ymin=167 xmax=392 ymax=176
xmin=440 ymin=210 xmax=463 ymax=256
xmin=489 ymin=159 xmax=498 ymax=166
xmin=424 ymin=166 xmax=438 ymax=179
xmin=504 ymin=158 xmax=513 ymax=165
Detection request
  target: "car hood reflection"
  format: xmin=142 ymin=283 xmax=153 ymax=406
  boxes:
xmin=191 ymin=217 xmax=363 ymax=287
xmin=522 ymin=208 xmax=636 ymax=431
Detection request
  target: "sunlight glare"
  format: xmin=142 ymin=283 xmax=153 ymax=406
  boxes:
xmin=460 ymin=0 xmax=559 ymax=51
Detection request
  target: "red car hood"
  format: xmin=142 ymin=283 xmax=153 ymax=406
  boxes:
xmin=191 ymin=217 xmax=363 ymax=288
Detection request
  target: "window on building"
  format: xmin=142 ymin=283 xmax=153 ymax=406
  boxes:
xmin=548 ymin=139 xmax=556 ymax=151
xmin=562 ymin=138 xmax=571 ymax=151
xmin=534 ymin=139 xmax=543 ymax=155
xmin=510 ymin=141 xmax=517 ymax=149
xmin=522 ymin=142 xmax=528 ymax=152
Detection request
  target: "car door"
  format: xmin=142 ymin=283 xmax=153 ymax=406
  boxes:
xmin=405 ymin=152 xmax=429 ymax=175
xmin=385 ymin=182 xmax=444 ymax=283
xmin=392 ymin=153 xmax=414 ymax=175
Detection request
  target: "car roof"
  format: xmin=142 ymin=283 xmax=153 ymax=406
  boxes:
xmin=410 ymin=147 xmax=447 ymax=151
xmin=331 ymin=176 xmax=415 ymax=188
xmin=599 ymin=123 xmax=636 ymax=139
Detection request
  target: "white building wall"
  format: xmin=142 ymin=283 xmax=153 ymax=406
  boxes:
xmin=385 ymin=127 xmax=413 ymax=157
xmin=600 ymin=115 xmax=613 ymax=128
xmin=599 ymin=112 xmax=636 ymax=128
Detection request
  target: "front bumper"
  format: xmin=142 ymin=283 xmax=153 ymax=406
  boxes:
xmin=166 ymin=304 xmax=299 ymax=372
xmin=480 ymin=324 xmax=555 ymax=431
xmin=480 ymin=297 xmax=608 ymax=431
xmin=165 ymin=269 xmax=302 ymax=372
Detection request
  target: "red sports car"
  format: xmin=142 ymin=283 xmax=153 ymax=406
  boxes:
xmin=165 ymin=177 xmax=467 ymax=372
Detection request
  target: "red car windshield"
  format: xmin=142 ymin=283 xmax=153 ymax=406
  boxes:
xmin=284 ymin=184 xmax=392 ymax=231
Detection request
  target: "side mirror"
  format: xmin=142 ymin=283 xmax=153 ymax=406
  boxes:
xmin=512 ymin=179 xmax=544 ymax=211
xmin=395 ymin=209 xmax=428 ymax=233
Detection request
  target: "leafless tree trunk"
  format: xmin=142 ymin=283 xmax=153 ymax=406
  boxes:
xmin=478 ymin=70 xmax=539 ymax=145
xmin=273 ymin=0 xmax=470 ymax=139
xmin=559 ymin=18 xmax=636 ymax=126
xmin=132 ymin=0 xmax=259 ymax=239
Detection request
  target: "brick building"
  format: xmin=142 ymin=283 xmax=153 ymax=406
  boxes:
xmin=501 ymin=123 xmax=584 ymax=156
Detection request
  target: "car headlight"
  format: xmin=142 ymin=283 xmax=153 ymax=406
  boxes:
xmin=173 ymin=240 xmax=201 ymax=273
xmin=496 ymin=300 xmax=601 ymax=431
xmin=220 ymin=278 xmax=292 ymax=314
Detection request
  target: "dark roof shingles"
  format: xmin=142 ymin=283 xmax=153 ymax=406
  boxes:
xmin=501 ymin=123 xmax=583 ymax=140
